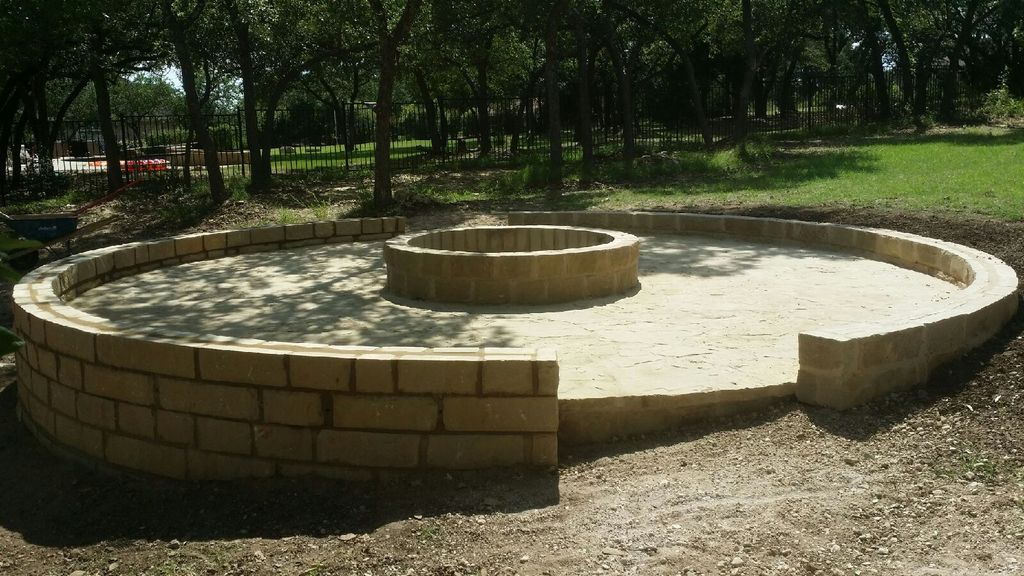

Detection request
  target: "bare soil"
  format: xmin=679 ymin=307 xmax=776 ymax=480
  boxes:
xmin=0 ymin=200 xmax=1021 ymax=576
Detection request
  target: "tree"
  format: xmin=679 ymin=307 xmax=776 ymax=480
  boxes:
xmin=368 ymin=0 xmax=424 ymax=208
xmin=159 ymin=0 xmax=228 ymax=203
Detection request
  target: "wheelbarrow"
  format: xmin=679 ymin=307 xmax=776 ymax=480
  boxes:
xmin=1 ymin=180 xmax=138 ymax=269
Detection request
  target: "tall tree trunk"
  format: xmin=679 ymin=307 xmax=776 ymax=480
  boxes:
xmin=370 ymin=0 xmax=422 ymax=208
xmin=226 ymin=0 xmax=268 ymax=191
xmin=346 ymin=68 xmax=361 ymax=154
xmin=373 ymin=41 xmax=399 ymax=206
xmin=161 ymin=0 xmax=227 ymax=203
xmin=475 ymin=63 xmax=492 ymax=155
xmin=734 ymin=0 xmax=758 ymax=152
xmin=544 ymin=0 xmax=569 ymax=191
xmin=862 ymin=18 xmax=890 ymax=120
xmin=575 ymin=15 xmax=594 ymax=184
xmin=778 ymin=45 xmax=801 ymax=118
xmin=876 ymin=0 xmax=914 ymax=110
xmin=413 ymin=70 xmax=442 ymax=155
xmin=940 ymin=0 xmax=982 ymax=121
xmin=0 ymin=88 xmax=22 ymax=203
xmin=913 ymin=57 xmax=932 ymax=125
xmin=11 ymin=107 xmax=28 ymax=189
xmin=28 ymin=74 xmax=56 ymax=182
xmin=91 ymin=60 xmax=124 ymax=191
xmin=604 ymin=39 xmax=634 ymax=165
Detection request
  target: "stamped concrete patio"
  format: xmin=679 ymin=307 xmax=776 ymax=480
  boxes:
xmin=71 ymin=233 xmax=958 ymax=404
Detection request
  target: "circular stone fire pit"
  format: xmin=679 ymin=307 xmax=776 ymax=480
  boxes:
xmin=384 ymin=225 xmax=640 ymax=305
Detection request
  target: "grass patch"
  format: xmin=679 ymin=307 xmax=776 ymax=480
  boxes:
xmin=569 ymin=127 xmax=1024 ymax=220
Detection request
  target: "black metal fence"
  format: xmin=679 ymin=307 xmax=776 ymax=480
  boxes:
xmin=3 ymin=71 xmax=982 ymax=202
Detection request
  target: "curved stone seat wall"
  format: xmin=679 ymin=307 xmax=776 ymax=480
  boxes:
xmin=384 ymin=226 xmax=640 ymax=305
xmin=509 ymin=211 xmax=1019 ymax=409
xmin=12 ymin=217 xmax=558 ymax=480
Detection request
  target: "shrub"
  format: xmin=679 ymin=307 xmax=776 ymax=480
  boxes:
xmin=980 ymin=83 xmax=1024 ymax=121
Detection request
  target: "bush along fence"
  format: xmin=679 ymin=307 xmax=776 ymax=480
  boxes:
xmin=4 ymin=71 xmax=982 ymax=202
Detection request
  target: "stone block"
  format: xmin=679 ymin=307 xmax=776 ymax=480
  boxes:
xmin=118 ymin=403 xmax=155 ymax=438
xmin=290 ymin=354 xmax=352 ymax=391
xmin=443 ymin=397 xmax=557 ymax=432
xmin=157 ymin=410 xmax=194 ymax=444
xmin=481 ymin=359 xmax=534 ymax=395
xmin=361 ymin=219 xmax=383 ymax=235
xmin=174 ymin=235 xmax=205 ymax=256
xmin=83 ymin=364 xmax=155 ymax=405
xmin=250 ymin=225 xmax=285 ymax=245
xmin=196 ymin=417 xmax=252 ymax=455
xmin=97 ymin=334 xmax=196 ymax=379
xmin=254 ymin=425 xmax=314 ymax=460
xmin=317 ymin=430 xmax=420 ymax=468
xmin=187 ymin=450 xmax=275 ymax=480
xmin=333 ymin=395 xmax=437 ymax=431
xmin=36 ymin=347 xmax=57 ymax=379
xmin=354 ymin=355 xmax=395 ymax=393
xmin=858 ymin=327 xmax=923 ymax=368
xmin=203 ymin=233 xmax=227 ymax=251
xmin=314 ymin=222 xmax=335 ymax=238
xmin=225 ymin=229 xmax=251 ymax=248
xmin=113 ymin=248 xmax=136 ymax=270
xmin=285 ymin=223 xmax=314 ymax=241
xmin=531 ymin=433 xmax=558 ymax=466
xmin=106 ymin=434 xmax=187 ymax=479
xmin=49 ymin=381 xmax=77 ymax=417
xmin=76 ymin=392 xmax=116 ymax=430
xmin=425 ymin=434 xmax=525 ymax=469
xmin=148 ymin=239 xmax=176 ymax=262
xmin=397 ymin=357 xmax=479 ymax=395
xmin=336 ymin=219 xmax=362 ymax=236
xmin=54 ymin=412 xmax=103 ymax=458
xmin=93 ymin=253 xmax=115 ymax=276
xmin=798 ymin=333 xmax=856 ymax=372
xmin=262 ymin=389 xmax=323 ymax=426
xmin=44 ymin=319 xmax=96 ymax=362
xmin=158 ymin=378 xmax=259 ymax=420
xmin=536 ymin=358 xmax=558 ymax=396
xmin=198 ymin=347 xmax=287 ymax=386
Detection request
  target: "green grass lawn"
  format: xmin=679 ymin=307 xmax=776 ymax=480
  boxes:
xmin=568 ymin=127 xmax=1024 ymax=220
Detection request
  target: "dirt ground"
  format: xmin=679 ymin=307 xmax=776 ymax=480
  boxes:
xmin=0 ymin=197 xmax=1022 ymax=576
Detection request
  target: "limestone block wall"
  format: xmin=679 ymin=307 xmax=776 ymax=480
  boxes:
xmin=12 ymin=217 xmax=558 ymax=480
xmin=384 ymin=226 xmax=640 ymax=305
xmin=509 ymin=211 xmax=1019 ymax=409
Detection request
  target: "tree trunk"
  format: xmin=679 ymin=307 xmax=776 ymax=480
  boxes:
xmin=605 ymin=39 xmax=634 ymax=165
xmin=862 ymin=20 xmax=890 ymax=120
xmin=11 ymin=107 xmax=28 ymax=189
xmin=370 ymin=0 xmax=422 ymax=208
xmin=544 ymin=0 xmax=569 ymax=189
xmin=734 ymin=0 xmax=758 ymax=152
xmin=226 ymin=0 xmax=268 ymax=191
xmin=753 ymin=72 xmax=769 ymax=118
xmin=28 ymin=75 xmax=56 ymax=182
xmin=475 ymin=63 xmax=491 ymax=156
xmin=913 ymin=57 xmax=932 ymax=125
xmin=413 ymin=70 xmax=442 ymax=155
xmin=544 ymin=0 xmax=569 ymax=191
xmin=373 ymin=40 xmax=399 ymax=206
xmin=778 ymin=46 xmax=800 ymax=118
xmin=91 ymin=60 xmax=124 ymax=191
xmin=575 ymin=15 xmax=594 ymax=184
xmin=0 ymin=87 xmax=23 ymax=203
xmin=161 ymin=0 xmax=227 ymax=203
xmin=876 ymin=0 xmax=913 ymax=110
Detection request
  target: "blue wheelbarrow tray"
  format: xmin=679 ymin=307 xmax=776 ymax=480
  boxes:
xmin=4 ymin=213 xmax=80 ymax=242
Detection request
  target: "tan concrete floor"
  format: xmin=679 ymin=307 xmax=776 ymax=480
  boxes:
xmin=72 ymin=235 xmax=959 ymax=400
